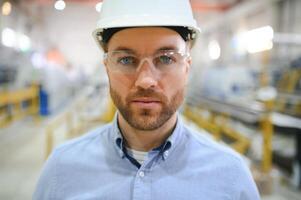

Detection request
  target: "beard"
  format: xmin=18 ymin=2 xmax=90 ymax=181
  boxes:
xmin=110 ymin=87 xmax=184 ymax=131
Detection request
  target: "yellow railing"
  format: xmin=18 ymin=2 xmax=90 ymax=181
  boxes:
xmin=276 ymin=68 xmax=301 ymax=116
xmin=184 ymin=103 xmax=273 ymax=173
xmin=44 ymin=94 xmax=116 ymax=159
xmin=260 ymin=114 xmax=273 ymax=173
xmin=45 ymin=97 xmax=89 ymax=158
xmin=45 ymin=112 xmax=79 ymax=158
xmin=184 ymin=107 xmax=250 ymax=154
xmin=0 ymin=85 xmax=40 ymax=127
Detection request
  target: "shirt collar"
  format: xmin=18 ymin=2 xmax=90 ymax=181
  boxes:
xmin=111 ymin=112 xmax=184 ymax=159
xmin=111 ymin=113 xmax=125 ymax=158
xmin=159 ymin=114 xmax=183 ymax=159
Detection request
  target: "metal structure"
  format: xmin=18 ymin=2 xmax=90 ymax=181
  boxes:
xmin=184 ymin=95 xmax=274 ymax=173
xmin=44 ymin=88 xmax=115 ymax=158
xmin=0 ymin=84 xmax=40 ymax=127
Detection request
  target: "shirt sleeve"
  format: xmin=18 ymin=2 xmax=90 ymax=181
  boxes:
xmin=33 ymin=150 xmax=59 ymax=200
xmin=235 ymin=157 xmax=261 ymax=200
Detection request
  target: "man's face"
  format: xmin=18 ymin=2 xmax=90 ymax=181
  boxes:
xmin=104 ymin=27 xmax=191 ymax=131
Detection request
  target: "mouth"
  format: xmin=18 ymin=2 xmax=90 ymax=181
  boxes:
xmin=131 ymin=98 xmax=162 ymax=109
xmin=132 ymin=98 xmax=161 ymax=103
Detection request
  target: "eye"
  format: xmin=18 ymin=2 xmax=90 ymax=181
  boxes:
xmin=117 ymin=56 xmax=136 ymax=65
xmin=158 ymin=55 xmax=174 ymax=65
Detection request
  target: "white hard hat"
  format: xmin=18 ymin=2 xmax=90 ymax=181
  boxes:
xmin=92 ymin=0 xmax=201 ymax=50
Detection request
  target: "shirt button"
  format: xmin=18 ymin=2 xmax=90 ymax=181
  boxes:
xmin=139 ymin=171 xmax=145 ymax=178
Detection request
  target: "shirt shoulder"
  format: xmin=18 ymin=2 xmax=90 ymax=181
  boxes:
xmin=182 ymin=125 xmax=260 ymax=200
xmin=183 ymin=125 xmax=243 ymax=161
xmin=33 ymin=123 xmax=113 ymax=200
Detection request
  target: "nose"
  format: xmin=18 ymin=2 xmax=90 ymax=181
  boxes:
xmin=134 ymin=59 xmax=158 ymax=89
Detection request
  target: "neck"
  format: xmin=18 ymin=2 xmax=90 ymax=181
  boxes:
xmin=117 ymin=113 xmax=177 ymax=152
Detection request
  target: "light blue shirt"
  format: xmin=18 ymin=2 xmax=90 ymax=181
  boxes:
xmin=33 ymin=115 xmax=260 ymax=200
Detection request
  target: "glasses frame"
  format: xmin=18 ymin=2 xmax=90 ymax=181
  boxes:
xmin=103 ymin=49 xmax=191 ymax=74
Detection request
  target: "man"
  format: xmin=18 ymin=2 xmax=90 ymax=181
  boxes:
xmin=34 ymin=0 xmax=260 ymax=199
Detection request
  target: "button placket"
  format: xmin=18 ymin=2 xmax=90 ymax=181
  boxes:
xmin=139 ymin=171 xmax=145 ymax=178
xmin=164 ymin=150 xmax=169 ymax=157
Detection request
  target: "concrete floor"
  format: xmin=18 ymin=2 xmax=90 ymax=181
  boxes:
xmin=1 ymin=117 xmax=301 ymax=200
xmin=0 ymin=119 xmax=44 ymax=200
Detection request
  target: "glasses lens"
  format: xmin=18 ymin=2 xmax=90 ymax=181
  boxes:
xmin=153 ymin=51 xmax=184 ymax=71
xmin=106 ymin=51 xmax=138 ymax=73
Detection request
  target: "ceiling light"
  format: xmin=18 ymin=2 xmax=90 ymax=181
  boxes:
xmin=208 ymin=40 xmax=221 ymax=60
xmin=235 ymin=26 xmax=274 ymax=54
xmin=18 ymin=34 xmax=31 ymax=52
xmin=2 ymin=28 xmax=16 ymax=47
xmin=2 ymin=1 xmax=12 ymax=16
xmin=54 ymin=0 xmax=66 ymax=11
xmin=96 ymin=2 xmax=102 ymax=12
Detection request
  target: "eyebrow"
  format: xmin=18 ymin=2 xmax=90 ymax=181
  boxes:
xmin=112 ymin=46 xmax=137 ymax=54
xmin=157 ymin=46 xmax=179 ymax=52
xmin=111 ymin=45 xmax=181 ymax=54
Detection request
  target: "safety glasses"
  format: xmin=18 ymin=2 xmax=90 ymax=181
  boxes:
xmin=104 ymin=50 xmax=190 ymax=74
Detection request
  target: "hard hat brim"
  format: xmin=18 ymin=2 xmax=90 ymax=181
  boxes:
xmin=92 ymin=15 xmax=201 ymax=51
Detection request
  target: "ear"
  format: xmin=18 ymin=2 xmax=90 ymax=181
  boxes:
xmin=185 ymin=55 xmax=192 ymax=74
xmin=183 ymin=53 xmax=192 ymax=86
xmin=184 ymin=42 xmax=192 ymax=73
xmin=103 ymin=56 xmax=109 ymax=74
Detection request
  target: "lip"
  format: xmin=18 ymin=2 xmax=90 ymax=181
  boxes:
xmin=132 ymin=98 xmax=161 ymax=103
xmin=131 ymin=98 xmax=161 ymax=109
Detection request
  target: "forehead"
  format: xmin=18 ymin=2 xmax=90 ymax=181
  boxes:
xmin=107 ymin=27 xmax=187 ymax=53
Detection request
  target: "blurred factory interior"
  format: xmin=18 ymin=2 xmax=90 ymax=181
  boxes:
xmin=0 ymin=0 xmax=301 ymax=199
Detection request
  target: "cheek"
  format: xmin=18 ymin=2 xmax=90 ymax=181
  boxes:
xmin=108 ymin=73 xmax=134 ymax=94
xmin=160 ymin=71 xmax=187 ymax=95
